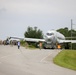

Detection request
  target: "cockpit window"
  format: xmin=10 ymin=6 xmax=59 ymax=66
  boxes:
xmin=46 ymin=33 xmax=54 ymax=36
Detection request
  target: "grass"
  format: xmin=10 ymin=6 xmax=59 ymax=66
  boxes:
xmin=53 ymin=50 xmax=76 ymax=70
xmin=21 ymin=44 xmax=38 ymax=50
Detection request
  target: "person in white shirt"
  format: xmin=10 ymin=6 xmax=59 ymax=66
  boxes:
xmin=17 ymin=41 xmax=20 ymax=49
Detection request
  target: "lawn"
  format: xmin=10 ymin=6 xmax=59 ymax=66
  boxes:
xmin=53 ymin=50 xmax=76 ymax=70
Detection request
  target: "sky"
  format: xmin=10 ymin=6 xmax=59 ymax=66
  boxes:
xmin=0 ymin=0 xmax=76 ymax=40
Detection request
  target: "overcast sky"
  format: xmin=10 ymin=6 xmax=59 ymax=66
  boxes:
xmin=0 ymin=0 xmax=76 ymax=40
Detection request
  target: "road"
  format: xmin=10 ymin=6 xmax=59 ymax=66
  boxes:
xmin=0 ymin=45 xmax=76 ymax=75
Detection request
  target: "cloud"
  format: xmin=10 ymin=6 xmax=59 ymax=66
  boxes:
xmin=1 ymin=1 xmax=50 ymax=15
xmin=0 ymin=8 xmax=6 ymax=13
xmin=0 ymin=0 xmax=75 ymax=16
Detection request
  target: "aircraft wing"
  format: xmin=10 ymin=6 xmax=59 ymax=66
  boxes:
xmin=59 ymin=39 xmax=76 ymax=43
xmin=24 ymin=38 xmax=45 ymax=42
xmin=10 ymin=37 xmax=45 ymax=42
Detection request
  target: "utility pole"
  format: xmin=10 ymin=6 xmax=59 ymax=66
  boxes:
xmin=71 ymin=19 xmax=72 ymax=50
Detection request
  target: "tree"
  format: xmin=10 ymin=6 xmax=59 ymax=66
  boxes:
xmin=24 ymin=26 xmax=43 ymax=48
xmin=24 ymin=26 xmax=43 ymax=39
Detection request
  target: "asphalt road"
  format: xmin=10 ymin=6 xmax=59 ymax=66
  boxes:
xmin=0 ymin=45 xmax=76 ymax=75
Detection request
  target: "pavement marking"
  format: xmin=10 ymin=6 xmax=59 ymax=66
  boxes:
xmin=40 ymin=53 xmax=52 ymax=62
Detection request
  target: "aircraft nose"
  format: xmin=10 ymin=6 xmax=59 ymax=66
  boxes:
xmin=47 ymin=36 xmax=53 ymax=42
xmin=47 ymin=35 xmax=55 ymax=42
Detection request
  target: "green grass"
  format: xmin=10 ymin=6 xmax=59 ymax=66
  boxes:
xmin=53 ymin=50 xmax=76 ymax=70
xmin=21 ymin=44 xmax=38 ymax=50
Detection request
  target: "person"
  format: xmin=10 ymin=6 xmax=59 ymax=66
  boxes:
xmin=39 ymin=42 xmax=42 ymax=50
xmin=25 ymin=42 xmax=28 ymax=49
xmin=57 ymin=44 xmax=61 ymax=49
xmin=17 ymin=41 xmax=20 ymax=49
xmin=10 ymin=40 xmax=13 ymax=46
